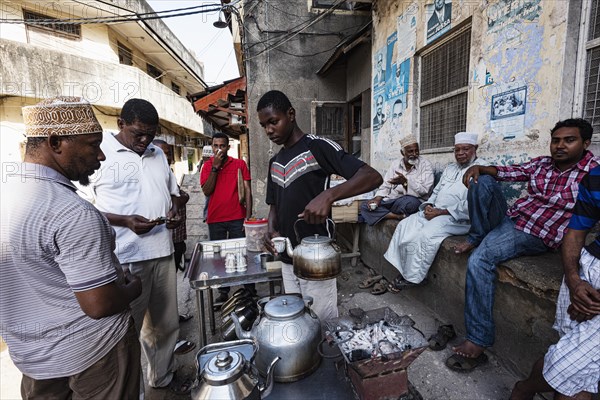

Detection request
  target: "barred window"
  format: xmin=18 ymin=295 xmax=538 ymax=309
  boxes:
xmin=117 ymin=41 xmax=133 ymax=66
xmin=23 ymin=10 xmax=81 ymax=39
xmin=171 ymin=82 xmax=181 ymax=95
xmin=147 ymin=64 xmax=163 ymax=82
xmin=584 ymin=1 xmax=600 ymax=134
xmin=311 ymin=101 xmax=347 ymax=147
xmin=419 ymin=28 xmax=471 ymax=150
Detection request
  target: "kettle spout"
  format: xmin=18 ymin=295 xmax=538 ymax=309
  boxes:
xmin=259 ymin=356 xmax=280 ymax=398
xmin=230 ymin=312 xmax=251 ymax=339
xmin=284 ymin=237 xmax=294 ymax=258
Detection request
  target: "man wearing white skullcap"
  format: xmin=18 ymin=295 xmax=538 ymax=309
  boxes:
xmin=1 ymin=97 xmax=142 ymax=398
xmin=450 ymin=119 xmax=600 ymax=378
xmin=360 ymin=134 xmax=434 ymax=231
xmin=383 ymin=131 xmax=488 ymax=294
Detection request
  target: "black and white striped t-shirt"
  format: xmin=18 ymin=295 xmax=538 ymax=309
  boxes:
xmin=0 ymin=163 xmax=130 ymax=379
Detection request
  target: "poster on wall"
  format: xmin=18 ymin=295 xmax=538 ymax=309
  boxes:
xmin=373 ymin=47 xmax=386 ymax=90
xmin=487 ymin=0 xmax=541 ymax=33
xmin=426 ymin=0 xmax=452 ymax=44
xmin=490 ymin=86 xmax=527 ymax=140
xmin=372 ymin=91 xmax=385 ymax=132
xmin=397 ymin=3 xmax=417 ymax=62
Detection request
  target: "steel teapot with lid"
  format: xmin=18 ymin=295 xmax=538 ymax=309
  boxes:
xmin=231 ymin=294 xmax=322 ymax=382
xmin=283 ymin=218 xmax=342 ymax=280
xmin=191 ymin=339 xmax=279 ymax=400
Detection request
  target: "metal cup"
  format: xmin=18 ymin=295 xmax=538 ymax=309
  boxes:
xmin=260 ymin=253 xmax=274 ymax=269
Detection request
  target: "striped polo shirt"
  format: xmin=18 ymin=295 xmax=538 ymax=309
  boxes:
xmin=569 ymin=165 xmax=600 ymax=258
xmin=0 ymin=163 xmax=130 ymax=379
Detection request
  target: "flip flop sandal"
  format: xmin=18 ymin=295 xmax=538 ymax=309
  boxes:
xmin=370 ymin=280 xmax=388 ymax=295
xmin=428 ymin=324 xmax=457 ymax=351
xmin=445 ymin=353 xmax=488 ymax=372
xmin=179 ymin=314 xmax=193 ymax=323
xmin=358 ymin=274 xmax=383 ymax=289
xmin=166 ymin=372 xmax=194 ymax=395
xmin=174 ymin=340 xmax=196 ymax=355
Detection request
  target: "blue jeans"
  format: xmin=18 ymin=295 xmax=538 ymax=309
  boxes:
xmin=466 ymin=175 xmax=508 ymax=246
xmin=465 ymin=216 xmax=547 ymax=347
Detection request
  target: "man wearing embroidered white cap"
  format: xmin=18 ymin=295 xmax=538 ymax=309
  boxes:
xmin=1 ymin=97 xmax=142 ymax=399
xmin=360 ymin=134 xmax=434 ymax=226
xmin=383 ymin=131 xmax=488 ymax=293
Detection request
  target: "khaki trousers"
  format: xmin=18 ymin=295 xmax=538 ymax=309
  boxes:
xmin=21 ymin=320 xmax=140 ymax=400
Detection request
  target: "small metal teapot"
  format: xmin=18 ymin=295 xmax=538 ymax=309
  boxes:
xmin=231 ymin=294 xmax=322 ymax=382
xmin=191 ymin=339 xmax=279 ymax=400
xmin=283 ymin=218 xmax=342 ymax=280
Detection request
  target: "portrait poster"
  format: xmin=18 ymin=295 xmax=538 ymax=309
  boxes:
xmin=384 ymin=31 xmax=398 ymax=100
xmin=396 ymin=4 xmax=417 ymax=63
xmin=372 ymin=90 xmax=385 ymax=133
xmin=373 ymin=46 xmax=387 ymax=90
xmin=490 ymin=86 xmax=527 ymax=140
xmin=426 ymin=0 xmax=452 ymax=44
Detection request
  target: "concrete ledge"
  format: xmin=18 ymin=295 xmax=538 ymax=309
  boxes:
xmin=359 ymin=220 xmax=560 ymax=374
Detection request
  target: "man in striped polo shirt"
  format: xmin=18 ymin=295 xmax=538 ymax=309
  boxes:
xmin=1 ymin=97 xmax=142 ymax=399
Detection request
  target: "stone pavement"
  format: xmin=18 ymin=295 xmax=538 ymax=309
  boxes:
xmin=0 ymin=172 xmax=549 ymax=399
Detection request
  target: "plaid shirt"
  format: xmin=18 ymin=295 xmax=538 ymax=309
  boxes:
xmin=495 ymin=151 xmax=599 ymax=248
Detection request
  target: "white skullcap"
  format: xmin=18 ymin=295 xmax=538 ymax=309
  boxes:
xmin=399 ymin=134 xmax=418 ymax=149
xmin=454 ymin=132 xmax=478 ymax=145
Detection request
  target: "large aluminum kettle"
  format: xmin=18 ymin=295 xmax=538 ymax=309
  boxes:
xmin=283 ymin=218 xmax=342 ymax=280
xmin=231 ymin=294 xmax=322 ymax=382
xmin=191 ymin=339 xmax=279 ymax=400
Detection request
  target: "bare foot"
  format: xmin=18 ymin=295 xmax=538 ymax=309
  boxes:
xmin=452 ymin=340 xmax=485 ymax=358
xmin=384 ymin=213 xmax=405 ymax=221
xmin=454 ymin=241 xmax=476 ymax=254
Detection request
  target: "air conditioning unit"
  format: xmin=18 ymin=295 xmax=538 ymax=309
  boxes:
xmin=230 ymin=102 xmax=243 ymax=110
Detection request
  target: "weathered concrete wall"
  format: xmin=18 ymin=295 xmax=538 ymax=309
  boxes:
xmin=359 ymin=220 xmax=561 ymax=374
xmin=371 ymin=0 xmax=579 ymax=190
xmin=244 ymin=1 xmax=371 ymax=218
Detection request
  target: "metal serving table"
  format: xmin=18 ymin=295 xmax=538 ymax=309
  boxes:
xmin=186 ymin=238 xmax=282 ymax=347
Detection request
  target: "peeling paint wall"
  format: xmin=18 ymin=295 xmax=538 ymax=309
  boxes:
xmin=372 ymin=0 xmax=577 ymax=195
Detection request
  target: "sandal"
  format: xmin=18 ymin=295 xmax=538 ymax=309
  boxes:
xmin=358 ymin=274 xmax=383 ymax=289
xmin=428 ymin=324 xmax=456 ymax=351
xmin=388 ymin=276 xmax=428 ymax=293
xmin=179 ymin=314 xmax=193 ymax=323
xmin=370 ymin=280 xmax=388 ymax=295
xmin=167 ymin=372 xmax=194 ymax=395
xmin=445 ymin=352 xmax=488 ymax=372
xmin=174 ymin=340 xmax=196 ymax=355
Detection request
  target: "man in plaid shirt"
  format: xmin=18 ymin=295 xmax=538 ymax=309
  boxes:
xmin=446 ymin=119 xmax=599 ymax=372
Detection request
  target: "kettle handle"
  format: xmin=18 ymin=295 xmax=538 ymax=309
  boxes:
xmin=293 ymin=218 xmax=336 ymax=243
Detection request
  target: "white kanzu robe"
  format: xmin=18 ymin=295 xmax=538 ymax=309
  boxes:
xmin=384 ymin=158 xmax=488 ymax=283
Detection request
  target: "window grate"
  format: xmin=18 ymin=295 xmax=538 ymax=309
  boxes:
xmin=316 ymin=104 xmax=345 ymax=139
xmin=147 ymin=64 xmax=163 ymax=82
xmin=420 ymin=28 xmax=471 ymax=150
xmin=421 ymin=29 xmax=471 ymax=103
xmin=420 ymin=93 xmax=468 ymax=149
xmin=171 ymin=82 xmax=181 ymax=95
xmin=584 ymin=47 xmax=600 ymax=133
xmin=588 ymin=0 xmax=600 ymax=41
xmin=23 ymin=10 xmax=81 ymax=39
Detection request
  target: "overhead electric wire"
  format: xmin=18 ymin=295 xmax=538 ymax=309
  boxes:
xmin=0 ymin=3 xmax=223 ymax=25
xmin=245 ymin=0 xmax=347 ymax=61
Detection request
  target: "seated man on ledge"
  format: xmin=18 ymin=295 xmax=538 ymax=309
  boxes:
xmin=510 ymin=165 xmax=600 ymax=400
xmin=448 ymin=118 xmax=599 ymax=373
xmin=384 ymin=132 xmax=487 ymax=292
xmin=360 ymin=134 xmax=434 ymax=225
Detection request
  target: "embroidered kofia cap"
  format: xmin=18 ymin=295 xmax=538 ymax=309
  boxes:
xmin=202 ymin=145 xmax=214 ymax=157
xmin=22 ymin=96 xmax=103 ymax=137
xmin=454 ymin=131 xmax=478 ymax=145
xmin=399 ymin=134 xmax=418 ymax=149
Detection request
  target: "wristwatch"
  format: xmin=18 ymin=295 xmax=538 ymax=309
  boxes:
xmin=211 ymin=166 xmax=220 ymax=173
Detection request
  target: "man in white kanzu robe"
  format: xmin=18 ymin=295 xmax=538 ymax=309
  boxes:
xmin=384 ymin=132 xmax=488 ymax=290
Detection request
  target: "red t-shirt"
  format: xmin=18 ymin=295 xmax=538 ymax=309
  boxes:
xmin=200 ymin=156 xmax=251 ymax=223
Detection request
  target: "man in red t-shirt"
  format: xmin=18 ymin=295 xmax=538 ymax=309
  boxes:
xmin=200 ymin=132 xmax=254 ymax=302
